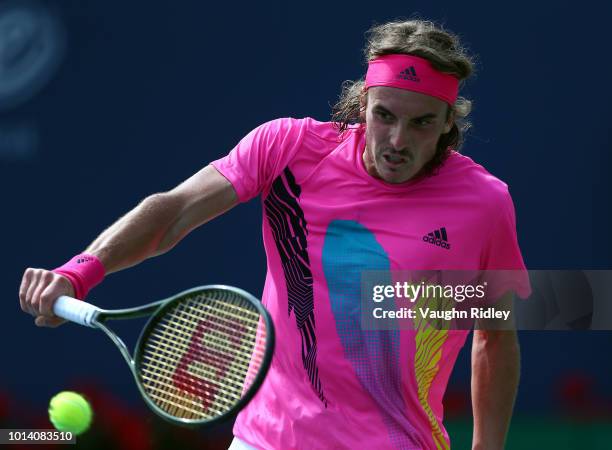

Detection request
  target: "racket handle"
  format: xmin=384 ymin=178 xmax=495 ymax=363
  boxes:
xmin=53 ymin=296 xmax=99 ymax=327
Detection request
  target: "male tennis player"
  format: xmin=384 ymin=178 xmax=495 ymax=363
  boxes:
xmin=20 ymin=20 xmax=530 ymax=449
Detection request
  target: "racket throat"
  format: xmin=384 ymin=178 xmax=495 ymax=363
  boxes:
xmin=96 ymin=321 xmax=135 ymax=368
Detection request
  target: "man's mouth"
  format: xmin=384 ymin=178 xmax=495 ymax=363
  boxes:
xmin=383 ymin=153 xmax=406 ymax=168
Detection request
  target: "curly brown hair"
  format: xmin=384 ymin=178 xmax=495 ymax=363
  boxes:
xmin=332 ymin=20 xmax=476 ymax=175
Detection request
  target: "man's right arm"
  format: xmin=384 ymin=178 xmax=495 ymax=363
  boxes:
xmin=85 ymin=164 xmax=237 ymax=272
xmin=19 ymin=164 xmax=237 ymax=327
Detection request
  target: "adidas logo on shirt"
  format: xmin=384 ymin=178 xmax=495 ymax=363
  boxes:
xmin=423 ymin=227 xmax=451 ymax=250
xmin=397 ymin=66 xmax=420 ymax=82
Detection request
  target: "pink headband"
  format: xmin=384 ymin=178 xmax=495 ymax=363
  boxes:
xmin=365 ymin=54 xmax=459 ymax=105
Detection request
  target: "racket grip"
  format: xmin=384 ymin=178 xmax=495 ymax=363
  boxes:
xmin=53 ymin=296 xmax=99 ymax=327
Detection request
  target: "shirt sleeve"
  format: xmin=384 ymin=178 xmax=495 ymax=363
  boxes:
xmin=210 ymin=118 xmax=307 ymax=203
xmin=480 ymin=190 xmax=532 ymax=300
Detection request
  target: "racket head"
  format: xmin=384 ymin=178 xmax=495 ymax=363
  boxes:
xmin=132 ymin=285 xmax=275 ymax=427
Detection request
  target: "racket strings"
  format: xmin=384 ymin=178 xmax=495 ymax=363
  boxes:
xmin=141 ymin=375 xmax=227 ymax=417
xmin=142 ymin=334 xmax=265 ymax=391
xmin=139 ymin=368 xmax=242 ymax=414
xmin=145 ymin=308 xmax=251 ymax=417
xmin=138 ymin=290 xmax=268 ymax=420
xmin=162 ymin=300 xmax=265 ymax=371
xmin=145 ymin=331 xmax=266 ymax=384
xmin=142 ymin=312 xmax=250 ymax=417
xmin=153 ymin=312 xmax=265 ymax=367
xmin=140 ymin=354 xmax=247 ymax=396
xmin=160 ymin=304 xmax=257 ymax=364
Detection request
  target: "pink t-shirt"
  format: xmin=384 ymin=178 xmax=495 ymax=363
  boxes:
xmin=212 ymin=118 xmax=530 ymax=450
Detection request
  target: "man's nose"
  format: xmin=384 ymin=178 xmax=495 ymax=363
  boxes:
xmin=389 ymin=124 xmax=410 ymax=151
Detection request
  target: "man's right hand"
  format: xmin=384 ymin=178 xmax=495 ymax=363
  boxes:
xmin=19 ymin=268 xmax=75 ymax=328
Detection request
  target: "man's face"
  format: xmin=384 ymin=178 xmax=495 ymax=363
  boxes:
xmin=363 ymin=86 xmax=453 ymax=184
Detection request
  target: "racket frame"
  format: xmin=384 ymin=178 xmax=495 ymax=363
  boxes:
xmin=100 ymin=285 xmax=274 ymax=427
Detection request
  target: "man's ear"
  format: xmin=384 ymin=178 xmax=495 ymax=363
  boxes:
xmin=359 ymin=88 xmax=367 ymax=120
xmin=443 ymin=109 xmax=455 ymax=134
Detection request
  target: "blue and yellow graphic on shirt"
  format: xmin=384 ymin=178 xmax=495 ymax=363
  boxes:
xmin=323 ymin=220 xmax=422 ymax=449
xmin=323 ymin=220 xmax=450 ymax=449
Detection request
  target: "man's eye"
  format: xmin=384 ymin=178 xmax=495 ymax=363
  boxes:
xmin=377 ymin=111 xmax=392 ymax=120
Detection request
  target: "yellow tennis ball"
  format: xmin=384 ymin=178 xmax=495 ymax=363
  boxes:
xmin=48 ymin=391 xmax=93 ymax=435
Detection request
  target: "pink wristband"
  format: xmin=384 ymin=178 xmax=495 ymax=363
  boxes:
xmin=53 ymin=254 xmax=105 ymax=300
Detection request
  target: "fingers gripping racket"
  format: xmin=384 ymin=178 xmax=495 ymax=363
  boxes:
xmin=52 ymin=285 xmax=275 ymax=427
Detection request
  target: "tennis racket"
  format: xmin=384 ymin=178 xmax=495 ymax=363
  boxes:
xmin=52 ymin=285 xmax=275 ymax=427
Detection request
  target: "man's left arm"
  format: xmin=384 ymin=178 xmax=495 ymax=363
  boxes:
xmin=471 ymin=292 xmax=519 ymax=450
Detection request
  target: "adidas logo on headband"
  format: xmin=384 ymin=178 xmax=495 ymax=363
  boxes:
xmin=397 ymin=66 xmax=420 ymax=83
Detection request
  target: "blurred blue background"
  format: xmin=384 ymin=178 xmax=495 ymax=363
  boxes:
xmin=1 ymin=0 xmax=611 ymax=448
